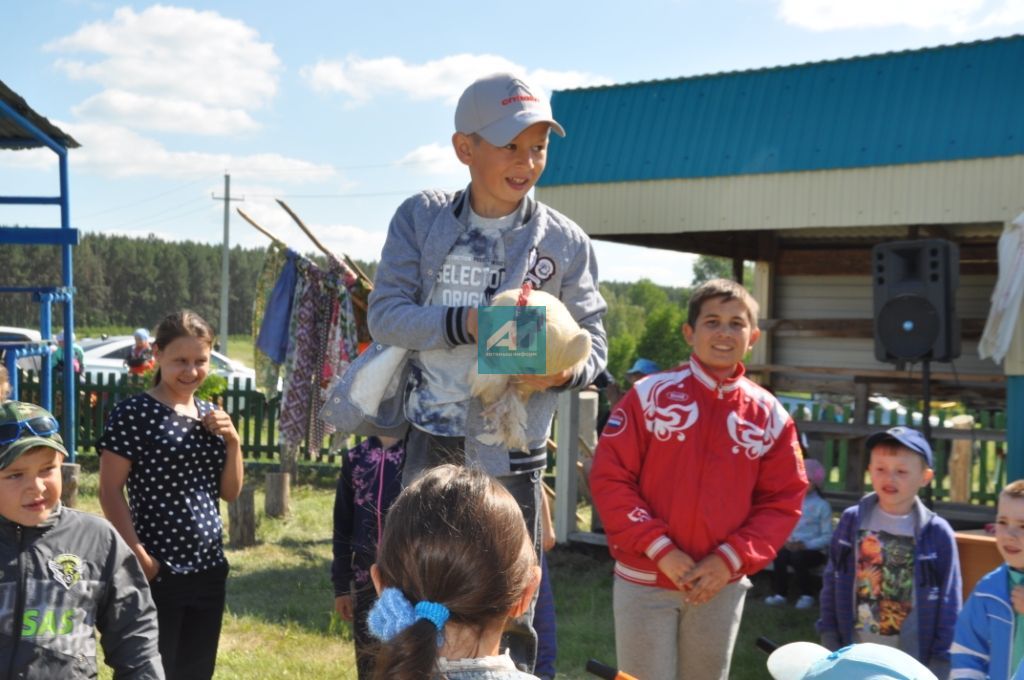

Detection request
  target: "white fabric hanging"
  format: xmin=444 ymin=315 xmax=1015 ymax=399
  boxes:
xmin=979 ymin=212 xmax=1024 ymax=363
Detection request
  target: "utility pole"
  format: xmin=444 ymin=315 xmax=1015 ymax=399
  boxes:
xmin=212 ymin=174 xmax=243 ymax=344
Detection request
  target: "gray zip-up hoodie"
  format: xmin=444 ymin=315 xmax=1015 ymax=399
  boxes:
xmin=368 ymin=187 xmax=608 ymax=475
xmin=0 ymin=505 xmax=164 ymax=679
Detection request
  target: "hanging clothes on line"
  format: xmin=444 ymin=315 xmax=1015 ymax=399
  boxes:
xmin=241 ymin=205 xmax=370 ymax=450
xmin=980 ymin=212 xmax=1024 ymax=363
xmin=252 ymin=242 xmax=291 ymax=396
xmin=278 ymin=257 xmax=359 ymax=451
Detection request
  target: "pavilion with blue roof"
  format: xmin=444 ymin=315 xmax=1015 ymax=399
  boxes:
xmin=537 ymin=35 xmax=1024 ymax=502
xmin=0 ymin=79 xmax=81 ymax=459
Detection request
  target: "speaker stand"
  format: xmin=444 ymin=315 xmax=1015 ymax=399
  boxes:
xmin=921 ymin=359 xmax=934 ymax=509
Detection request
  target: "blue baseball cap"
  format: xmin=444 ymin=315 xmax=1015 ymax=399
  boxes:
xmin=133 ymin=328 xmax=150 ymax=341
xmin=768 ymin=642 xmax=937 ymax=679
xmin=627 ymin=358 xmax=659 ymax=376
xmin=866 ymin=426 xmax=934 ymax=468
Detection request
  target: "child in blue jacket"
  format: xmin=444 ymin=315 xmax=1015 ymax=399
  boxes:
xmin=952 ymin=479 xmax=1024 ymax=679
xmin=818 ymin=427 xmax=961 ymax=678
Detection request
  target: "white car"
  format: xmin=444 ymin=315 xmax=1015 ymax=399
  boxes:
xmin=0 ymin=326 xmax=47 ymax=371
xmin=81 ymin=336 xmax=255 ymax=386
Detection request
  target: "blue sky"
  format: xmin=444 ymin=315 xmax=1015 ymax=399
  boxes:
xmin=2 ymin=1 xmax=1023 ymax=286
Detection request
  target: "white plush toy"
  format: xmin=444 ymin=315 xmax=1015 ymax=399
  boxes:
xmin=470 ymin=284 xmax=592 ymax=450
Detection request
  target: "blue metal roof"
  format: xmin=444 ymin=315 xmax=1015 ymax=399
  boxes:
xmin=539 ymin=35 xmax=1024 ymax=187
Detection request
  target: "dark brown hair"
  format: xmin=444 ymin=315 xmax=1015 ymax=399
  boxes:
xmin=372 ymin=465 xmax=537 ymax=680
xmin=151 ymin=310 xmax=215 ymax=385
xmin=686 ymin=278 xmax=759 ymax=327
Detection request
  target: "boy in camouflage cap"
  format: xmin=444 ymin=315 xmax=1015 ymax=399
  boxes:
xmin=0 ymin=401 xmax=165 ymax=679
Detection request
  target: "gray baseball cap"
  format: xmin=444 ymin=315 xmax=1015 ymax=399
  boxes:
xmin=455 ymin=73 xmax=566 ymax=147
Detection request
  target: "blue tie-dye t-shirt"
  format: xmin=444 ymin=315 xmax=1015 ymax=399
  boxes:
xmin=408 ymin=208 xmax=513 ymax=436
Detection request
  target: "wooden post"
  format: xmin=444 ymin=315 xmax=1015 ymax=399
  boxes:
xmin=280 ymin=444 xmax=298 ymax=480
xmin=228 ymin=485 xmax=257 ymax=547
xmin=265 ymin=472 xmax=291 ymax=518
xmin=554 ymin=390 xmax=580 ymax=544
xmin=1002 ymin=218 xmax=1024 ymax=483
xmin=949 ymin=415 xmax=975 ymax=502
xmin=60 ymin=463 xmax=80 ymax=508
xmin=847 ymin=382 xmax=870 ymax=493
xmin=577 ymin=391 xmax=598 ymax=500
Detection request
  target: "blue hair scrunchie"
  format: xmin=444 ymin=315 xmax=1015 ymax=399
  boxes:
xmin=368 ymin=587 xmax=450 ymax=646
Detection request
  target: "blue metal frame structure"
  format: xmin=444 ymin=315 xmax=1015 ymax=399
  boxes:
xmin=0 ymin=91 xmax=80 ymax=460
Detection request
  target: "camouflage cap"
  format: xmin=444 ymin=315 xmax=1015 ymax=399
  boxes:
xmin=0 ymin=401 xmax=67 ymax=470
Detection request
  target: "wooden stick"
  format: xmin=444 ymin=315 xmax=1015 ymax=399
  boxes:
xmin=238 ymin=206 xmax=368 ymax=312
xmin=343 ymin=254 xmax=373 ymax=290
xmin=275 ymin=199 xmax=335 ymax=260
xmin=237 ymin=208 xmax=287 ymax=246
xmin=276 ymin=199 xmax=374 ymax=292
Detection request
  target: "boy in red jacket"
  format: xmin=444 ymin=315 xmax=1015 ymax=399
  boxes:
xmin=590 ymin=278 xmax=808 ymax=680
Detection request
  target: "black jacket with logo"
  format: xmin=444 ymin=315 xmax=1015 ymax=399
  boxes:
xmin=0 ymin=505 xmax=163 ymax=679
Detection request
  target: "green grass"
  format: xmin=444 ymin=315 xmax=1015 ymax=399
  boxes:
xmin=73 ymin=469 xmax=818 ymax=679
xmin=225 ymin=334 xmax=255 ymax=366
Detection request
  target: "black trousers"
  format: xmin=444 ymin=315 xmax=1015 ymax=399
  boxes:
xmin=771 ymin=548 xmax=827 ymax=597
xmin=352 ymin=570 xmax=377 ymax=680
xmin=149 ymin=562 xmax=229 ymax=680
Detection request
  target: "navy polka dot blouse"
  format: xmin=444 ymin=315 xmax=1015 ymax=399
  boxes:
xmin=98 ymin=392 xmax=227 ymax=574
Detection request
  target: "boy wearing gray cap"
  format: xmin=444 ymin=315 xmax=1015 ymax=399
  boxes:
xmin=367 ymin=72 xmax=607 ymax=670
xmin=818 ymin=426 xmax=962 ymax=678
xmin=0 ymin=401 xmax=163 ymax=679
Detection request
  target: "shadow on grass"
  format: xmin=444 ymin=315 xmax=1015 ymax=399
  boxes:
xmin=226 ymin=557 xmax=336 ymax=634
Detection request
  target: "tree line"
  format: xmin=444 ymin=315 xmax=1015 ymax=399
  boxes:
xmin=0 ymin=232 xmax=376 ymax=337
xmin=1 ymin=231 xmax=741 ymax=382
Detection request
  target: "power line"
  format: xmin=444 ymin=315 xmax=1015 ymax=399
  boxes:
xmin=97 ymin=197 xmax=210 ymax=232
xmin=77 ymin=177 xmax=209 ymax=219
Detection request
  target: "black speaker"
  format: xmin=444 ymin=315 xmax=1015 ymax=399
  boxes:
xmin=872 ymin=239 xmax=960 ymax=363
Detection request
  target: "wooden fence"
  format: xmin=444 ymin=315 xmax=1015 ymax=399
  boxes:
xmin=789 ymin=401 xmax=1007 ymax=508
xmin=17 ymin=370 xmax=351 ymax=466
xmin=16 ymin=369 xmax=1009 ymax=513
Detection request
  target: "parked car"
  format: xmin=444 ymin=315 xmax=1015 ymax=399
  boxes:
xmin=0 ymin=326 xmax=47 ymax=371
xmin=81 ymin=336 xmax=257 ymax=413
xmin=81 ymin=336 xmax=255 ymax=385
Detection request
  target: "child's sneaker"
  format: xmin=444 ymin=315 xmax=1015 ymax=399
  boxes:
xmin=795 ymin=595 xmax=815 ymax=610
xmin=764 ymin=594 xmax=786 ymax=606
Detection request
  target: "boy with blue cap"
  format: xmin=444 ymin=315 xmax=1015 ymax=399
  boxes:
xmin=819 ymin=426 xmax=962 ymax=678
xmin=0 ymin=401 xmax=163 ymax=678
xmin=367 ymin=72 xmax=608 ymax=671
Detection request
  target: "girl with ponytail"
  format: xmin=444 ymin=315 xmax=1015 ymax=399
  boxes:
xmin=368 ymin=464 xmax=541 ymax=680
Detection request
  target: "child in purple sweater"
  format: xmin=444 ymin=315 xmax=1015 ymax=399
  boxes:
xmin=332 ymin=435 xmax=404 ymax=679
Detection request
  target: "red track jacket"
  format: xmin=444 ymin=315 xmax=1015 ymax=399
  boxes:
xmin=590 ymin=357 xmax=808 ymax=590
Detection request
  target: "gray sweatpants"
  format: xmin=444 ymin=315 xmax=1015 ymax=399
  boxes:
xmin=612 ymin=575 xmax=751 ymax=680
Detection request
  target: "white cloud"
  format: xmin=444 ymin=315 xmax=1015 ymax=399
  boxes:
xmin=73 ymin=90 xmax=260 ymax=135
xmin=315 ymin=223 xmax=388 ymax=264
xmin=0 ymin=148 xmax=55 ymax=170
xmin=778 ymin=0 xmax=1024 ymax=32
xmin=38 ymin=121 xmax=337 ymax=182
xmin=46 ymin=5 xmax=280 ymax=133
xmin=396 ymin=143 xmax=463 ymax=177
xmin=592 ymin=241 xmax=696 ymax=287
xmin=224 ymin=197 xmax=385 ymax=263
xmin=301 ymin=53 xmax=609 ymax=106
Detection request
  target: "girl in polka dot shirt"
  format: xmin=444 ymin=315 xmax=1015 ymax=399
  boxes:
xmin=98 ymin=310 xmax=244 ymax=680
